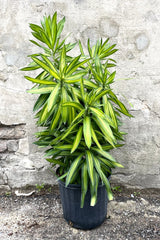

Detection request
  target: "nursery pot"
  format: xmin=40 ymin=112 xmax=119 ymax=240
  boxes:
xmin=58 ymin=180 xmax=109 ymax=230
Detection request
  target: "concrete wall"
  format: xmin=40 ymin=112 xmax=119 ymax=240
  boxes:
xmin=0 ymin=0 xmax=160 ymax=192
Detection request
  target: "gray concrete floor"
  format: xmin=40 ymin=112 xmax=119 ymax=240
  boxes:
xmin=0 ymin=187 xmax=160 ymax=240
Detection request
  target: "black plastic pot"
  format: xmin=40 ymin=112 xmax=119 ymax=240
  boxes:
xmin=58 ymin=180 xmax=109 ymax=230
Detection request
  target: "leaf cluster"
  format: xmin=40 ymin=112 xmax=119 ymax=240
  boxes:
xmin=21 ymin=12 xmax=133 ymax=208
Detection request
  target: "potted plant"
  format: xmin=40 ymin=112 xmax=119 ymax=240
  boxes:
xmin=21 ymin=12 xmax=132 ymax=230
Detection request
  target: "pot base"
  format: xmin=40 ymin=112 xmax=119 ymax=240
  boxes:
xmin=59 ymin=181 xmax=108 ymax=230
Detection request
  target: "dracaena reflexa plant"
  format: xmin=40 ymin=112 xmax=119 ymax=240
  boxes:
xmin=21 ymin=12 xmax=133 ymax=208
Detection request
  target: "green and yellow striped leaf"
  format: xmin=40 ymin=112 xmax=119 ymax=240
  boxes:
xmin=33 ymin=94 xmax=48 ymax=112
xmin=66 ymin=154 xmax=83 ymax=186
xmin=47 ymin=83 xmax=60 ymax=111
xmin=51 ymin=13 xmax=57 ymax=47
xmin=71 ymin=126 xmax=83 ymax=153
xmin=61 ymin=120 xmax=82 ymax=140
xmin=60 ymin=45 xmax=66 ymax=74
xmin=93 ymin=116 xmax=115 ymax=146
xmin=66 ymin=55 xmax=81 ymax=74
xmin=91 ymin=125 xmax=102 ymax=150
xmin=61 ymin=87 xmax=68 ymax=123
xmin=55 ymin=145 xmax=72 ymax=150
xmin=81 ymin=161 xmax=88 ymax=208
xmin=86 ymin=150 xmax=94 ymax=186
xmin=57 ymin=16 xmax=65 ymax=38
xmin=32 ymin=56 xmax=60 ymax=80
xmin=41 ymin=55 xmax=60 ymax=79
xmin=92 ymin=147 xmax=115 ymax=162
xmin=62 ymin=102 xmax=83 ymax=111
xmin=106 ymin=71 xmax=116 ymax=84
xmin=83 ymin=116 xmax=92 ymax=149
xmin=94 ymin=156 xmax=113 ymax=201
xmin=24 ymin=76 xmax=56 ymax=85
xmin=90 ymin=169 xmax=98 ymax=206
xmin=27 ymin=86 xmax=54 ymax=94
xmin=50 ymin=105 xmax=61 ymax=131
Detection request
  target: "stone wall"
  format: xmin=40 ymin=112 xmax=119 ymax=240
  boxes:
xmin=0 ymin=0 xmax=160 ymax=192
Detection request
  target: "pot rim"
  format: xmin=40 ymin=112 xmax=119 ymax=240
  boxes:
xmin=58 ymin=173 xmax=111 ymax=190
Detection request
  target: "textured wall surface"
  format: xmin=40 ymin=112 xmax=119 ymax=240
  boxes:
xmin=0 ymin=0 xmax=160 ymax=192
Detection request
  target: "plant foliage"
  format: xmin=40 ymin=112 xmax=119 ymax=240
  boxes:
xmin=22 ymin=12 xmax=133 ymax=208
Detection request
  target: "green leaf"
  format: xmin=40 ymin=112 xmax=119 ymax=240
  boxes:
xmin=66 ymin=154 xmax=83 ymax=186
xmin=90 ymin=169 xmax=98 ymax=206
xmin=93 ymin=116 xmax=115 ymax=146
xmin=92 ymin=147 xmax=116 ymax=162
xmin=83 ymin=80 xmax=97 ymax=88
xmin=47 ymin=83 xmax=60 ymax=111
xmin=66 ymin=55 xmax=81 ymax=74
xmin=60 ymin=45 xmax=66 ymax=74
xmin=81 ymin=161 xmax=88 ymax=208
xmin=99 ymin=157 xmax=114 ymax=169
xmin=51 ymin=13 xmax=57 ymax=48
xmin=27 ymin=86 xmax=54 ymax=94
xmin=64 ymin=71 xmax=86 ymax=82
xmin=46 ymin=158 xmax=66 ymax=167
xmin=55 ymin=145 xmax=72 ymax=150
xmin=50 ymin=105 xmax=61 ymax=131
xmin=57 ymin=172 xmax=68 ymax=181
xmin=21 ymin=64 xmax=40 ymax=71
xmin=110 ymin=97 xmax=133 ymax=117
xmin=24 ymin=76 xmax=56 ymax=85
xmin=106 ymin=71 xmax=116 ymax=84
xmin=31 ymin=32 xmax=44 ymax=43
xmin=94 ymin=89 xmax=110 ymax=102
xmin=66 ymin=59 xmax=89 ymax=76
xmin=79 ymin=40 xmax=85 ymax=55
xmin=99 ymin=38 xmax=109 ymax=54
xmin=62 ymin=102 xmax=83 ymax=111
xmin=33 ymin=94 xmax=48 ymax=112
xmin=80 ymin=78 xmax=85 ymax=99
xmin=44 ymin=16 xmax=52 ymax=44
xmin=100 ymin=44 xmax=116 ymax=58
xmin=90 ymin=107 xmax=104 ymax=119
xmin=29 ymin=23 xmax=43 ymax=33
xmin=41 ymin=55 xmax=60 ymax=80
xmin=103 ymin=96 xmax=118 ymax=130
xmin=32 ymin=56 xmax=60 ymax=80
xmin=61 ymin=120 xmax=82 ymax=140
xmin=83 ymin=116 xmax=92 ymax=149
xmin=57 ymin=16 xmax=65 ymax=38
xmin=91 ymin=125 xmax=102 ymax=150
xmin=102 ymin=144 xmax=124 ymax=151
xmin=71 ymin=109 xmax=85 ymax=125
xmin=86 ymin=150 xmax=94 ymax=186
xmin=29 ymin=40 xmax=50 ymax=52
xmin=40 ymin=104 xmax=48 ymax=123
xmin=100 ymin=49 xmax=118 ymax=59
xmin=89 ymin=64 xmax=103 ymax=83
xmin=44 ymin=148 xmax=61 ymax=157
xmin=87 ymin=39 xmax=92 ymax=57
xmin=94 ymin=156 xmax=113 ymax=201
xmin=71 ymin=126 xmax=83 ymax=153
xmin=61 ymin=87 xmax=68 ymax=123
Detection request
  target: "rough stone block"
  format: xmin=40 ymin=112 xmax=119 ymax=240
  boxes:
xmin=0 ymin=127 xmax=15 ymax=139
xmin=19 ymin=157 xmax=35 ymax=170
xmin=0 ymin=125 xmax=26 ymax=140
xmin=135 ymin=33 xmax=149 ymax=51
xmin=100 ymin=17 xmax=119 ymax=38
xmin=7 ymin=140 xmax=19 ymax=152
xmin=17 ymin=137 xmax=29 ymax=155
xmin=0 ymin=140 xmax=7 ymax=152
